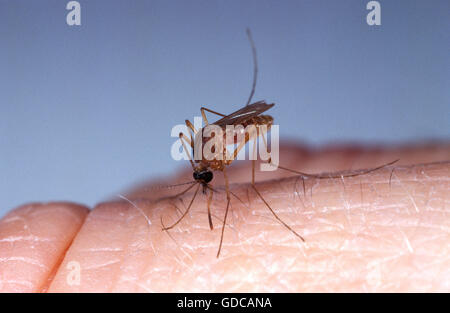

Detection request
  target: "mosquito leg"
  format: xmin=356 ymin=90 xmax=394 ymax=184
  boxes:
xmin=171 ymin=181 xmax=197 ymax=199
xmin=259 ymin=128 xmax=305 ymax=196
xmin=206 ymin=184 xmax=247 ymax=210
xmin=277 ymin=159 xmax=399 ymax=179
xmin=179 ymin=133 xmax=196 ymax=169
xmin=162 ymin=183 xmax=200 ymax=231
xmin=251 ymin=184 xmax=305 ymax=242
xmin=217 ymin=167 xmax=231 ymax=258
xmin=200 ymin=107 xmax=227 ymax=126
xmin=260 ymin=124 xmax=399 ymax=178
xmin=225 ymin=126 xmax=257 ymax=166
xmin=224 ymin=133 xmax=247 ymax=165
xmin=252 ymin=159 xmax=256 ymax=185
xmin=259 ymin=125 xmax=397 ymax=180
xmin=226 ymin=135 xmax=246 ymax=165
xmin=184 ymin=119 xmax=197 ymax=148
xmin=201 ymin=110 xmax=209 ymax=126
xmin=185 ymin=119 xmax=197 ymax=134
xmin=179 ymin=132 xmax=193 ymax=148
xmin=251 ymin=126 xmax=305 ymax=242
xmin=207 ymin=186 xmax=214 ymax=230
xmin=200 ymin=107 xmax=227 ymax=117
xmin=252 ymin=130 xmax=257 ymax=184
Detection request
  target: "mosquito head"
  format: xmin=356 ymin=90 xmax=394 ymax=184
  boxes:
xmin=193 ymin=170 xmax=213 ymax=184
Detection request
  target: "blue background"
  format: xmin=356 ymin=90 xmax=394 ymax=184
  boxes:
xmin=1 ymin=0 xmax=449 ymax=216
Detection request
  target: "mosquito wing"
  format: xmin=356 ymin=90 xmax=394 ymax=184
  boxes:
xmin=213 ymin=101 xmax=274 ymax=128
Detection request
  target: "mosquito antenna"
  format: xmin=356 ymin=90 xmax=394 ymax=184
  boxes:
xmin=245 ymin=28 xmax=258 ymax=106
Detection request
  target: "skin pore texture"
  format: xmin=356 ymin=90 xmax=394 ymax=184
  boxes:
xmin=0 ymin=142 xmax=449 ymax=292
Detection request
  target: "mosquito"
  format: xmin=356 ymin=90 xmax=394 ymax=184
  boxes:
xmin=161 ymin=29 xmax=398 ymax=257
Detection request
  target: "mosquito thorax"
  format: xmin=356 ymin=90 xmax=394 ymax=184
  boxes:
xmin=193 ymin=170 xmax=213 ymax=184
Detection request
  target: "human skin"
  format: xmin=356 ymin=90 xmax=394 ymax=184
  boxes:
xmin=0 ymin=143 xmax=449 ymax=292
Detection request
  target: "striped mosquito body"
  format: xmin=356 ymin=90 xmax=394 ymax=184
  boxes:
xmin=192 ymin=101 xmax=275 ymax=174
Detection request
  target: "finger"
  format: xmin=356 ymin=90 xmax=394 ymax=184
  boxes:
xmin=0 ymin=202 xmax=89 ymax=292
xmin=48 ymin=144 xmax=449 ymax=291
xmin=127 ymin=141 xmax=450 ymax=199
